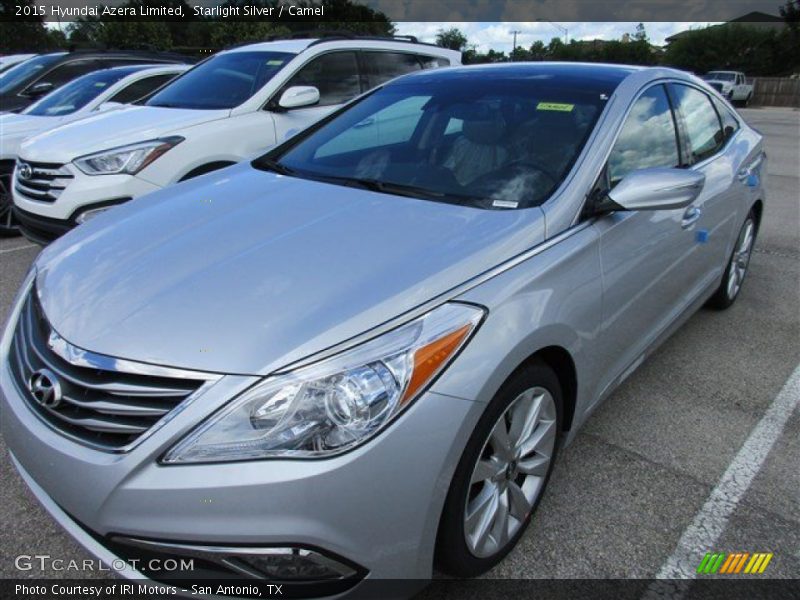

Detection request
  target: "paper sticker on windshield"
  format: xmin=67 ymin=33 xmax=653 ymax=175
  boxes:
xmin=537 ymin=102 xmax=574 ymax=112
xmin=266 ymin=60 xmax=284 ymax=66
xmin=493 ymin=199 xmax=518 ymax=209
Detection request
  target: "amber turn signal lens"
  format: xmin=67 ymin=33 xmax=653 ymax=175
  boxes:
xmin=400 ymin=324 xmax=472 ymax=405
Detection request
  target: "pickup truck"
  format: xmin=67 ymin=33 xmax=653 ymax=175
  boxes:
xmin=703 ymin=71 xmax=754 ymax=105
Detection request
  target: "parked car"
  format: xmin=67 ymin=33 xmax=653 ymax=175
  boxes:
xmin=0 ymin=63 xmax=765 ymax=591
xmin=0 ymin=64 xmax=189 ymax=236
xmin=11 ymin=36 xmax=459 ymax=244
xmin=0 ymin=54 xmax=37 ymax=74
xmin=0 ymin=49 xmax=189 ymax=114
xmin=703 ymin=71 xmax=753 ymax=105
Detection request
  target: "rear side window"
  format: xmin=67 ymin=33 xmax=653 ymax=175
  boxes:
xmin=670 ymin=84 xmax=724 ymax=164
xmin=282 ymin=52 xmax=361 ymax=107
xmin=110 ymin=73 xmax=176 ymax=104
xmin=712 ymin=97 xmax=740 ymax=142
xmin=362 ymin=52 xmax=422 ymax=88
xmin=608 ymin=85 xmax=680 ymax=185
xmin=418 ymin=55 xmax=450 ymax=69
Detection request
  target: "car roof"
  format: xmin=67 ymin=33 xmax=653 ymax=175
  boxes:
xmin=226 ymin=37 xmax=456 ymax=57
xmin=387 ymin=61 xmax=642 ymax=91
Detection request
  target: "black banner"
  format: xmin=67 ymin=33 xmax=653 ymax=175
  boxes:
xmin=1 ymin=0 xmax=791 ymax=23
xmin=3 ymin=579 xmax=800 ymax=600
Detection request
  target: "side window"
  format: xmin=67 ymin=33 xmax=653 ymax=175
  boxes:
xmin=608 ymin=85 xmax=680 ymax=185
xmin=712 ymin=97 xmax=740 ymax=142
xmin=670 ymin=84 xmax=724 ymax=164
xmin=418 ymin=55 xmax=450 ymax=69
xmin=30 ymin=60 xmax=99 ymax=90
xmin=282 ymin=52 xmax=361 ymax=107
xmin=109 ymin=74 xmax=176 ymax=104
xmin=362 ymin=52 xmax=422 ymax=88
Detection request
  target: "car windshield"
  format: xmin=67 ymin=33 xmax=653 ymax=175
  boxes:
xmin=23 ymin=67 xmax=143 ymax=116
xmin=0 ymin=54 xmax=63 ymax=94
xmin=146 ymin=51 xmax=293 ymax=110
xmin=705 ymin=72 xmax=735 ymax=81
xmin=262 ymin=77 xmax=606 ymax=209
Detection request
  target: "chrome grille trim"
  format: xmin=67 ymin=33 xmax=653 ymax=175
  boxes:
xmin=14 ymin=160 xmax=73 ymax=203
xmin=9 ymin=289 xmax=220 ymax=452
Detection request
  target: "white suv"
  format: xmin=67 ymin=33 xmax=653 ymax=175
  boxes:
xmin=12 ymin=36 xmax=459 ymax=243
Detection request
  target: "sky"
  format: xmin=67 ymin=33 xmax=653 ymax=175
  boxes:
xmin=393 ymin=22 xmax=722 ymax=51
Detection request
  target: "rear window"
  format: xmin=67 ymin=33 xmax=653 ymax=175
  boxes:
xmin=147 ymin=51 xmax=293 ymax=110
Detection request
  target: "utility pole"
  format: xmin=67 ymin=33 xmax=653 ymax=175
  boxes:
xmin=510 ymin=30 xmax=522 ymax=61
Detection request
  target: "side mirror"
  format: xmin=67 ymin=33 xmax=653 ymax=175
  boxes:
xmin=95 ymin=101 xmax=124 ymax=113
xmin=277 ymin=86 xmax=320 ymax=110
xmin=606 ymin=167 xmax=705 ymax=212
xmin=26 ymin=81 xmax=54 ymax=97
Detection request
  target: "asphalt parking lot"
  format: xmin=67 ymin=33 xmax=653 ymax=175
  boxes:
xmin=0 ymin=107 xmax=797 ymax=585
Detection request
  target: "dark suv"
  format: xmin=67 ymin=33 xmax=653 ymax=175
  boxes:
xmin=0 ymin=50 xmax=190 ymax=113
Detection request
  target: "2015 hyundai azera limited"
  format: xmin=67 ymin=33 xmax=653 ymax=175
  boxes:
xmin=1 ymin=63 xmax=765 ymax=593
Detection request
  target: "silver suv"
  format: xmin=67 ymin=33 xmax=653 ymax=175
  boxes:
xmin=1 ymin=63 xmax=765 ymax=593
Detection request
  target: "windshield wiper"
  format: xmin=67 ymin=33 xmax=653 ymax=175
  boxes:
xmin=256 ymin=158 xmax=296 ymax=176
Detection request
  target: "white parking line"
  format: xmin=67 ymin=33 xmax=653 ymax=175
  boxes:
xmin=643 ymin=363 xmax=800 ymax=597
xmin=0 ymin=244 xmax=36 ymax=255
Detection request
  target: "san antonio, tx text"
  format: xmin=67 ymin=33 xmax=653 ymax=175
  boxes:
xmin=43 ymin=3 xmax=325 ymax=19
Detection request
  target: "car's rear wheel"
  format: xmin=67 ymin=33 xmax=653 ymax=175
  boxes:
xmin=707 ymin=211 xmax=756 ymax=310
xmin=0 ymin=165 xmax=20 ymax=237
xmin=435 ymin=362 xmax=562 ymax=577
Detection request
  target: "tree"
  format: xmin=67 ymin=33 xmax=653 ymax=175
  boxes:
xmin=208 ymin=21 xmax=290 ymax=47
xmin=663 ymin=23 xmax=786 ymax=75
xmin=435 ymin=27 xmax=468 ymax=52
xmin=633 ymin=23 xmax=648 ymax=42
xmin=0 ymin=0 xmax=52 ymax=51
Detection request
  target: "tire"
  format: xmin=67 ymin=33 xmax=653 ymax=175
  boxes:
xmin=706 ymin=210 xmax=757 ymax=310
xmin=435 ymin=361 xmax=562 ymax=577
xmin=0 ymin=169 xmax=20 ymax=237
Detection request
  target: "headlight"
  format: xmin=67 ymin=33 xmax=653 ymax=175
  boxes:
xmin=73 ymin=136 xmax=183 ymax=175
xmin=163 ymin=303 xmax=484 ymax=463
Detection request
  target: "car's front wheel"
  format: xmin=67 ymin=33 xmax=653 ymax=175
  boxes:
xmin=436 ymin=362 xmax=562 ymax=577
xmin=707 ymin=211 xmax=757 ymax=310
xmin=0 ymin=165 xmax=20 ymax=237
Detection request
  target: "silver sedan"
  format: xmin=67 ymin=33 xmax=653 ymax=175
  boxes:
xmin=0 ymin=62 xmax=765 ymax=592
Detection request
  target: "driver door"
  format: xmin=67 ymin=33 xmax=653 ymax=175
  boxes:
xmin=590 ymin=83 xmax=696 ymax=396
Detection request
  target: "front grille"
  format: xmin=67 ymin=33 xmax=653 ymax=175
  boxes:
xmin=14 ymin=160 xmax=73 ymax=203
xmin=8 ymin=290 xmax=208 ymax=451
xmin=708 ymin=82 xmax=724 ymax=93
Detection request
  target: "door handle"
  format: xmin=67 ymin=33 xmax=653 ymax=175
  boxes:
xmin=681 ymin=205 xmax=702 ymax=229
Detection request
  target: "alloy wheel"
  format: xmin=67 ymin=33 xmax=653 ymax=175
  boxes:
xmin=727 ymin=218 xmax=755 ymax=300
xmin=463 ymin=386 xmax=557 ymax=558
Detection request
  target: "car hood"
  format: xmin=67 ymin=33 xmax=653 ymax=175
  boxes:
xmin=0 ymin=113 xmax=53 ymax=156
xmin=18 ymin=105 xmax=229 ymax=163
xmin=35 ymin=164 xmax=544 ymax=376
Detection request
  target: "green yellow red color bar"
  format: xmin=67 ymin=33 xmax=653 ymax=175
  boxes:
xmin=696 ymin=552 xmax=773 ymax=574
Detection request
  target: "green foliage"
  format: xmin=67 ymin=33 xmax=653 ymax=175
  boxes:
xmin=663 ymin=23 xmax=793 ymax=75
xmin=0 ymin=0 xmax=52 ymax=51
xmin=208 ymin=21 xmax=290 ymax=47
xmin=435 ymin=27 xmax=468 ymax=52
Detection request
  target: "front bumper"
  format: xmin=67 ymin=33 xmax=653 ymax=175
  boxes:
xmin=1 ymin=338 xmax=481 ymax=585
xmin=12 ymin=161 xmax=159 ymax=239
